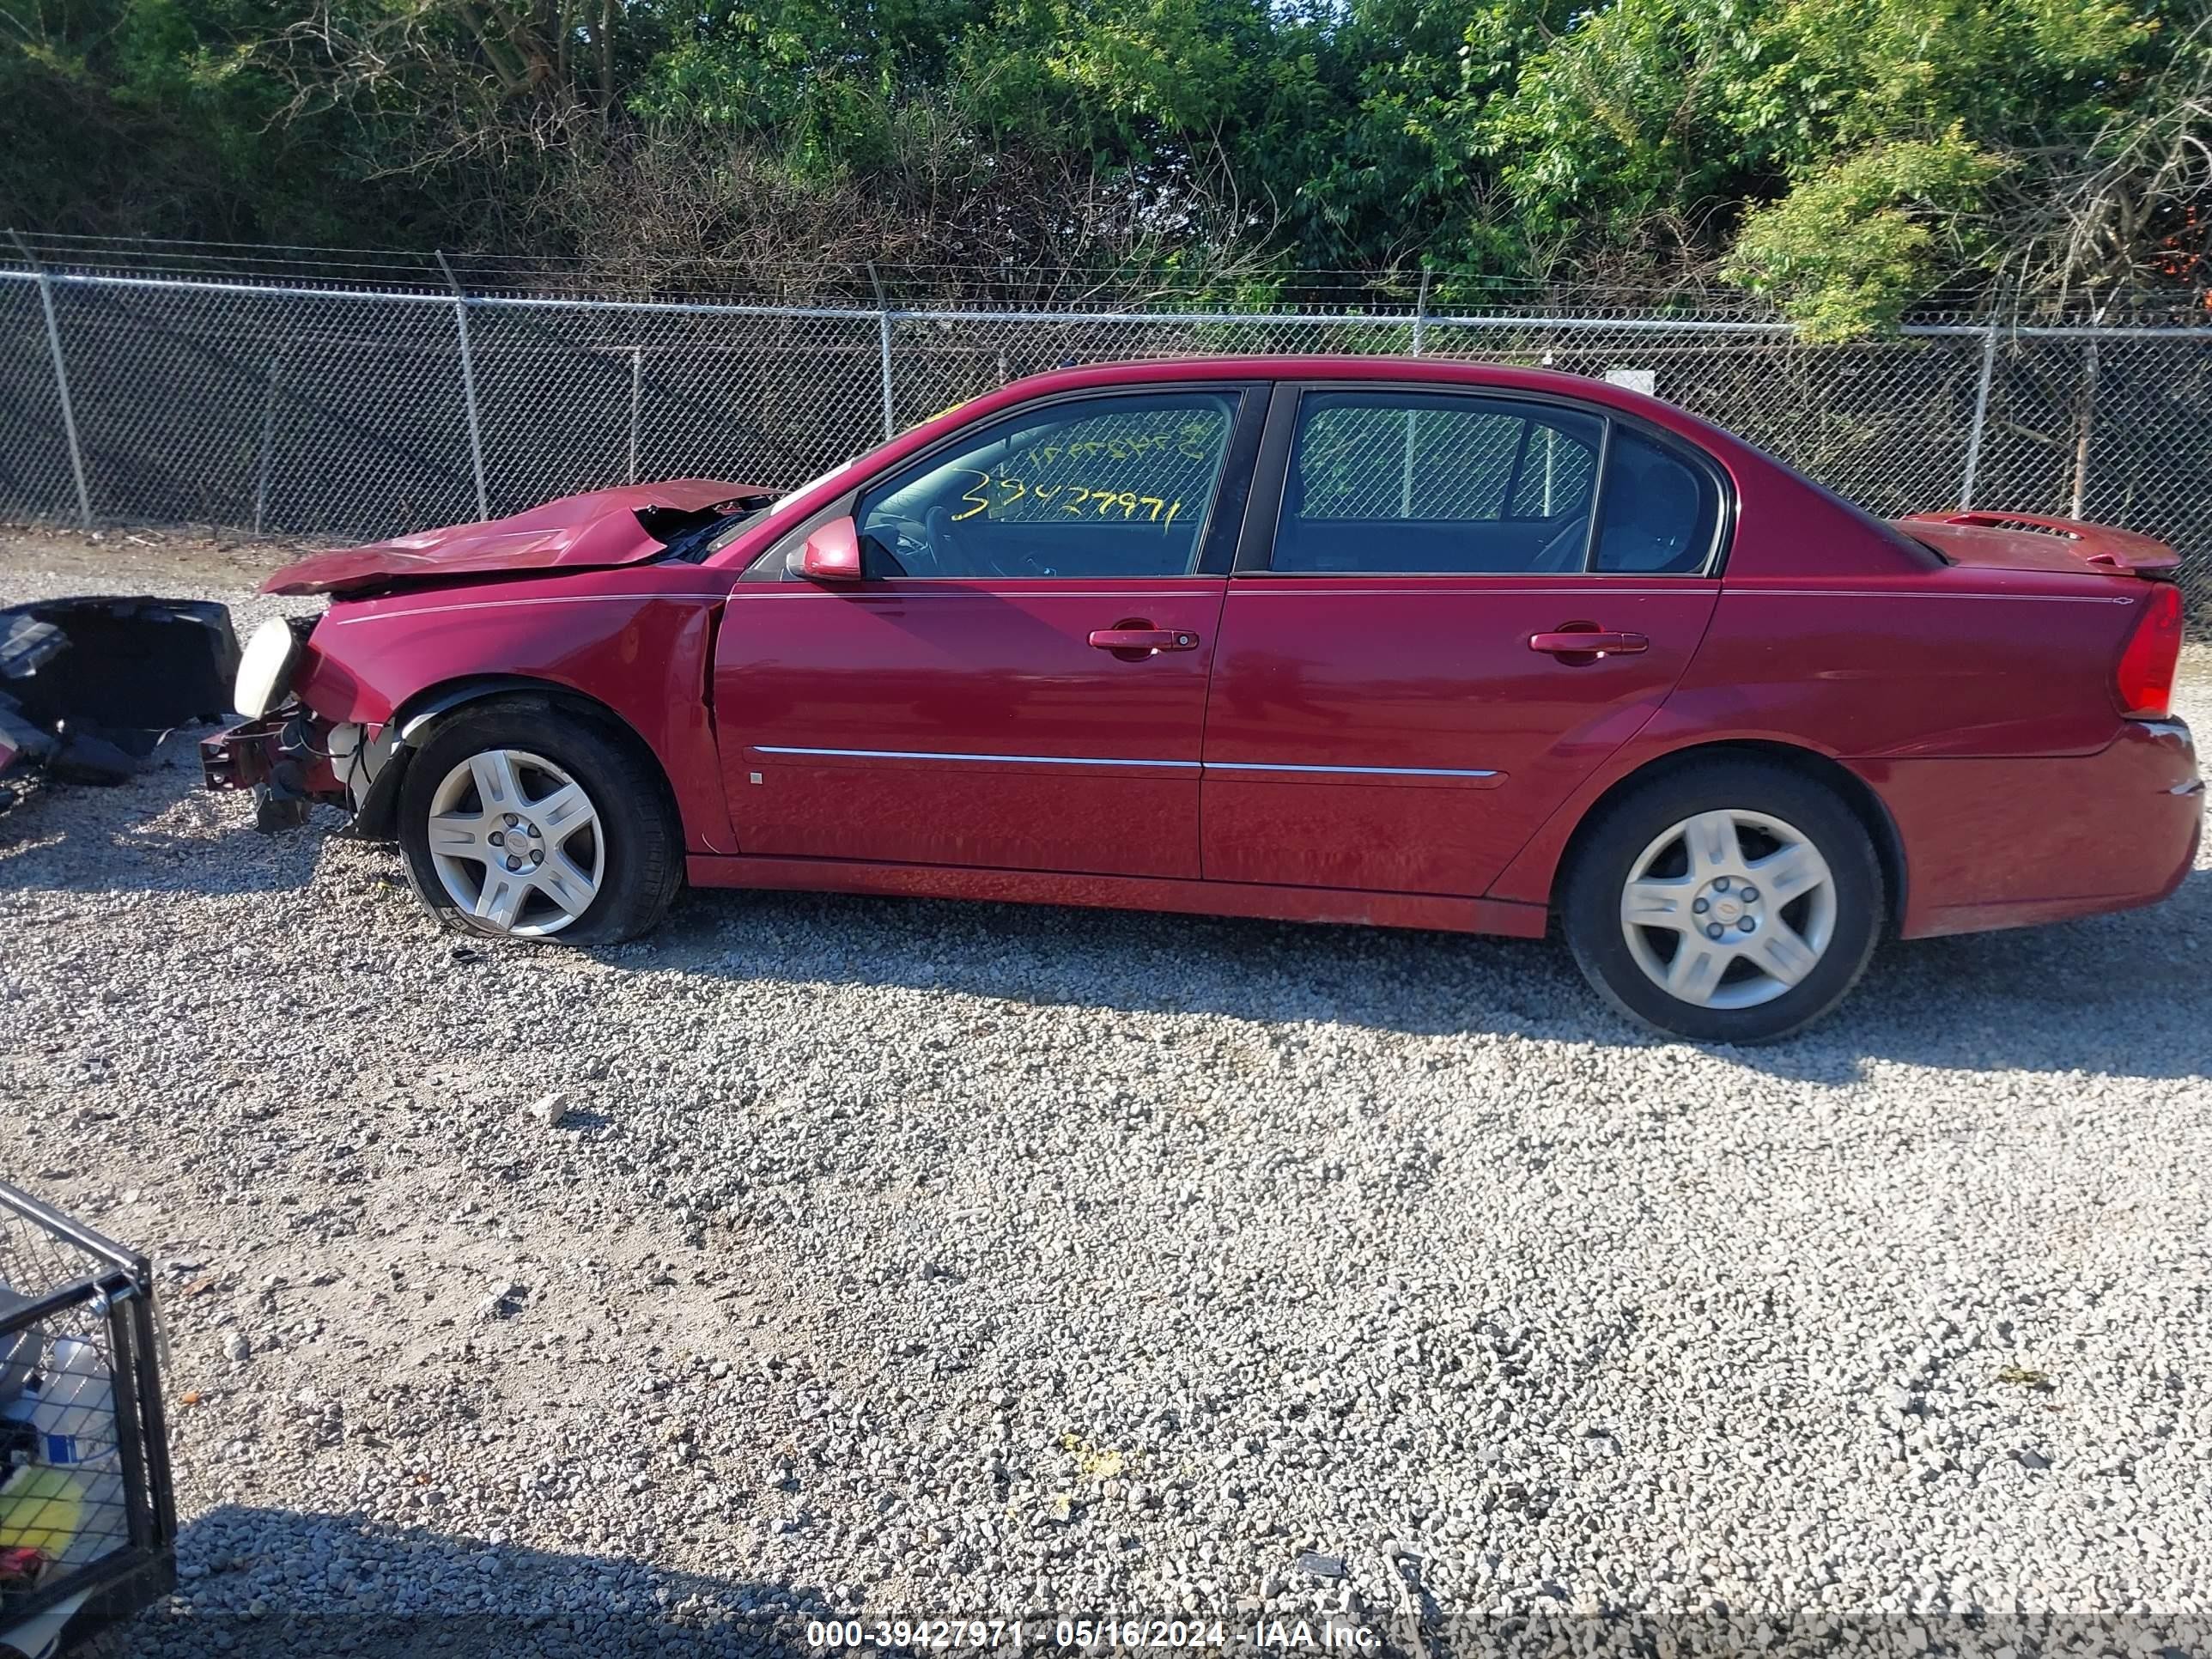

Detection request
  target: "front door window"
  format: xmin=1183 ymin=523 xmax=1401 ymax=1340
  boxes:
xmin=854 ymin=392 xmax=1241 ymax=580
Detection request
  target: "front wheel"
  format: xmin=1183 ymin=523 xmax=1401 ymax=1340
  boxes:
xmin=1562 ymin=761 xmax=1883 ymax=1044
xmin=397 ymin=698 xmax=681 ymax=944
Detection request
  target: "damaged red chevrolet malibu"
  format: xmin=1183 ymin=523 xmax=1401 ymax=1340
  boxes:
xmin=204 ymin=356 xmax=2198 ymax=1043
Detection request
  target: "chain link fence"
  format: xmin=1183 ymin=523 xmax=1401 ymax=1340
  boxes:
xmin=3 ymin=255 xmax=2210 ymax=618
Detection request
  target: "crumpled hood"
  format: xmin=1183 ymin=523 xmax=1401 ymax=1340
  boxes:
xmin=261 ymin=478 xmax=775 ymax=597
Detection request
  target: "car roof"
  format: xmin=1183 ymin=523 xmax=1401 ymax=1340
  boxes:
xmin=702 ymin=350 xmax=1779 ymax=575
xmin=975 ymin=354 xmax=1733 ymax=447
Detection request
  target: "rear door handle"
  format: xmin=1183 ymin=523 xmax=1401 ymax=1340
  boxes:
xmin=1090 ymin=629 xmax=1200 ymax=652
xmin=1529 ymin=629 xmax=1649 ymax=656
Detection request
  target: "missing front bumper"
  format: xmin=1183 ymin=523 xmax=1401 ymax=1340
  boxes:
xmin=199 ymin=714 xmax=288 ymax=792
xmin=201 ymin=714 xmax=320 ymax=830
xmin=201 ymin=712 xmax=406 ymax=834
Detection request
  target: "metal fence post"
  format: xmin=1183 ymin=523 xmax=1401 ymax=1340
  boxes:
xmin=435 ymin=250 xmax=490 ymax=520
xmin=2070 ymin=331 xmax=2101 ymax=521
xmin=868 ymin=264 xmax=895 ymax=441
xmin=1959 ymin=317 xmax=1998 ymax=510
xmin=9 ymin=228 xmax=94 ymax=528
xmin=252 ymin=343 xmax=288 ymax=534
xmin=628 ymin=347 xmax=643 ymax=483
xmin=1398 ymin=272 xmax=1432 ymax=513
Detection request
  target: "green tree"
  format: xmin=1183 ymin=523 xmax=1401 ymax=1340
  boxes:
xmin=3 ymin=0 xmax=2205 ymax=325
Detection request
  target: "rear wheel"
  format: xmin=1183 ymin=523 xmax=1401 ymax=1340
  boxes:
xmin=1562 ymin=760 xmax=1882 ymax=1043
xmin=397 ymin=699 xmax=681 ymax=944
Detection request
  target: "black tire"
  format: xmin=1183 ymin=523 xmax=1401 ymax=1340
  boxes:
xmin=396 ymin=696 xmax=682 ymax=945
xmin=1561 ymin=759 xmax=1883 ymax=1044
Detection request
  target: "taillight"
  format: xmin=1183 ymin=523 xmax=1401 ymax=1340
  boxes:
xmin=2115 ymin=582 xmax=2183 ymax=717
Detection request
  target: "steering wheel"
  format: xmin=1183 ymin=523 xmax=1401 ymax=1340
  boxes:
xmin=979 ymin=541 xmax=1057 ymax=580
xmin=923 ymin=506 xmax=1058 ymax=580
xmin=862 ymin=506 xmax=1059 ymax=580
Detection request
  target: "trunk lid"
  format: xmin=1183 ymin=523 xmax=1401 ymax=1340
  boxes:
xmin=1897 ymin=511 xmax=2180 ymax=579
xmin=261 ymin=479 xmax=776 ymax=597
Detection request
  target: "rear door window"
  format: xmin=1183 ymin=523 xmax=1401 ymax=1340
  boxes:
xmin=1273 ymin=392 xmax=1604 ymax=574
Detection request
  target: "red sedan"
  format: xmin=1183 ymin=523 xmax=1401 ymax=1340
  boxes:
xmin=205 ymin=356 xmax=2199 ymax=1042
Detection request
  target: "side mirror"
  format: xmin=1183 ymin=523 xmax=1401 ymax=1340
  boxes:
xmin=788 ymin=515 xmax=863 ymax=583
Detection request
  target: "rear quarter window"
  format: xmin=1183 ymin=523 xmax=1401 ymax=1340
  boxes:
xmin=1591 ymin=428 xmax=1723 ymax=574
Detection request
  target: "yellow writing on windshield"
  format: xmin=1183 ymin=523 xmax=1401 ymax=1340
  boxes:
xmin=952 ymin=470 xmax=1183 ymax=526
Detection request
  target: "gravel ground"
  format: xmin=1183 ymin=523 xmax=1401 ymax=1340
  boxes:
xmin=3 ymin=523 xmax=2210 ymax=1657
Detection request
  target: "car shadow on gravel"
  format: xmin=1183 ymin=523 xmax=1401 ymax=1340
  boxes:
xmin=1776 ymin=863 xmax=2212 ymax=1082
xmin=17 ymin=754 xmax=2205 ymax=1083
xmin=650 ymin=860 xmax=2212 ymax=1083
xmin=131 ymin=1503 xmax=835 ymax=1657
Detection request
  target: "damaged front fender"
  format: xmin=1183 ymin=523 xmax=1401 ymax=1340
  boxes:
xmin=202 ymin=558 xmax=736 ymax=849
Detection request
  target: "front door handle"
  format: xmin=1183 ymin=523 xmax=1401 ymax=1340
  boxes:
xmin=1090 ymin=628 xmax=1200 ymax=653
xmin=1529 ymin=629 xmax=1649 ymax=657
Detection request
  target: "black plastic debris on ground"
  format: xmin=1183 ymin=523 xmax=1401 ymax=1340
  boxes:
xmin=0 ymin=598 xmax=240 ymax=802
xmin=0 ymin=614 xmax=68 ymax=681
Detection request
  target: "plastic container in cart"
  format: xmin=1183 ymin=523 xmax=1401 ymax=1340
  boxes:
xmin=0 ymin=1182 xmax=176 ymax=1657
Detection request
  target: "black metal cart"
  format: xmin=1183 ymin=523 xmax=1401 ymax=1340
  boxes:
xmin=0 ymin=1182 xmax=176 ymax=1658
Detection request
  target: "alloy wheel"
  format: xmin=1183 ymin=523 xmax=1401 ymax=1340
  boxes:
xmin=1618 ymin=807 xmax=1838 ymax=1010
xmin=424 ymin=749 xmax=605 ymax=936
